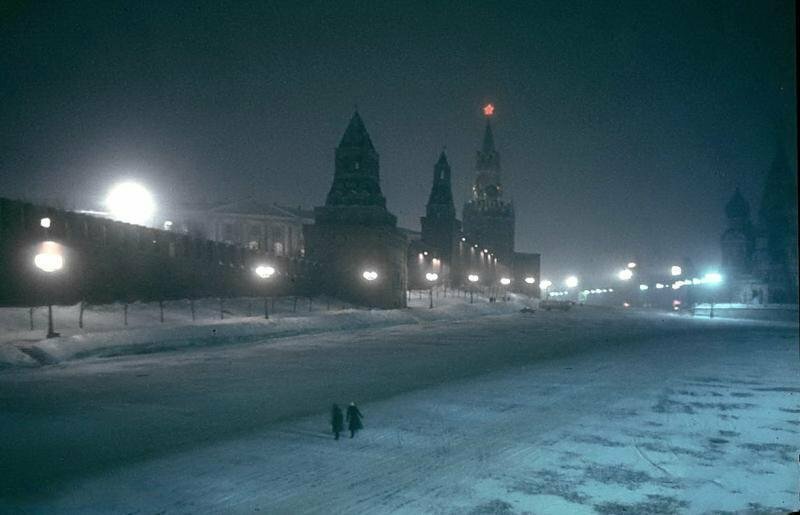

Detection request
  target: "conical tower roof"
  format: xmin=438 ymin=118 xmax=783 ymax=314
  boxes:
xmin=338 ymin=111 xmax=375 ymax=150
xmin=482 ymin=120 xmax=495 ymax=154
xmin=428 ymin=150 xmax=454 ymax=208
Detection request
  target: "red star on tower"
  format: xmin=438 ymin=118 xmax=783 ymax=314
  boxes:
xmin=483 ymin=103 xmax=495 ymax=116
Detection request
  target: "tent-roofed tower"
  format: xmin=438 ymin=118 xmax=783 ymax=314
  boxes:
xmin=304 ymin=111 xmax=407 ymax=308
xmin=752 ymin=134 xmax=798 ymax=303
xmin=721 ymin=187 xmax=754 ymax=277
xmin=462 ymin=104 xmax=516 ymax=265
xmin=420 ymin=150 xmax=461 ymax=271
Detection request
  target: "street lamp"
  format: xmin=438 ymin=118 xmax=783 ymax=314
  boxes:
xmin=524 ymin=276 xmax=535 ymax=285
xmin=617 ymin=269 xmax=633 ymax=281
xmin=34 ymin=241 xmax=64 ymax=338
xmin=105 ymin=181 xmax=156 ymax=226
xmin=565 ymin=276 xmax=579 ymax=289
xmin=425 ymin=272 xmax=438 ymax=308
xmin=500 ymin=277 xmax=511 ymax=286
xmin=362 ymin=270 xmax=378 ymax=281
xmin=627 ymin=262 xmax=637 ymax=269
xmin=670 ymin=265 xmax=682 ymax=276
xmin=255 ymin=265 xmax=275 ymax=279
xmin=254 ymin=264 xmax=276 ymax=318
xmin=467 ymin=274 xmax=479 ymax=304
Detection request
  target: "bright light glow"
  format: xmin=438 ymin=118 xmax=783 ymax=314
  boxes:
xmin=618 ymin=269 xmax=633 ymax=281
xmin=655 ymin=283 xmax=664 ymax=289
xmin=524 ymin=276 xmax=535 ymax=284
xmin=672 ymin=299 xmax=682 ymax=306
xmin=163 ymin=220 xmax=173 ymax=230
xmin=540 ymin=279 xmax=552 ymax=289
xmin=608 ymin=288 xmax=614 ymax=292
xmin=672 ymin=282 xmax=681 ymax=290
xmin=623 ymin=302 xmax=630 ymax=308
xmin=40 ymin=217 xmax=51 ymax=228
xmin=105 ymin=182 xmax=155 ymax=225
xmin=34 ymin=241 xmax=64 ymax=273
xmin=483 ymin=103 xmax=495 ymax=116
xmin=254 ymin=265 xmax=275 ymax=279
xmin=362 ymin=270 xmax=378 ymax=281
xmin=704 ymin=272 xmax=723 ymax=284
xmin=627 ymin=262 xmax=637 ymax=268
xmin=467 ymin=274 xmax=479 ymax=283
xmin=565 ymin=276 xmax=579 ymax=288
xmin=425 ymin=272 xmax=439 ymax=282
xmin=670 ymin=265 xmax=682 ymax=276
xmin=639 ymin=284 xmax=649 ymax=291
xmin=500 ymin=277 xmax=511 ymax=285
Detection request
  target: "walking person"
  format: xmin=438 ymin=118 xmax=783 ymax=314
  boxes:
xmin=331 ymin=404 xmax=344 ymax=440
xmin=346 ymin=402 xmax=363 ymax=439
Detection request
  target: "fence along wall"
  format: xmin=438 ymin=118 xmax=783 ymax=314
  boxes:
xmin=0 ymin=198 xmax=316 ymax=307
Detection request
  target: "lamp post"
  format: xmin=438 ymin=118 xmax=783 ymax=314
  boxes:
xmin=703 ymin=272 xmax=723 ymax=318
xmin=425 ymin=272 xmax=438 ymax=309
xmin=539 ymin=279 xmax=552 ymax=299
xmin=34 ymin=241 xmax=64 ymax=338
xmin=255 ymin=264 xmax=276 ymax=318
xmin=467 ymin=274 xmax=479 ymax=304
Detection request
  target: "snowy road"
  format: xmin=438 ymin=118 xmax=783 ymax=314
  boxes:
xmin=0 ymin=308 xmax=797 ymax=513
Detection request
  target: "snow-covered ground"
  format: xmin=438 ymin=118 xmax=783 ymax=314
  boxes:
xmin=0 ymin=292 xmax=531 ymax=367
xmin=0 ymin=305 xmax=796 ymax=513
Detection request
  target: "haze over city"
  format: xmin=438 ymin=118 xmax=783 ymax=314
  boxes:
xmin=2 ymin=0 xmax=795 ymax=281
xmin=0 ymin=2 xmax=797 ymax=513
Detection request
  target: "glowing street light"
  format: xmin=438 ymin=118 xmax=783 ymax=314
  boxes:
xmin=565 ymin=276 xmax=579 ymax=289
xmin=467 ymin=274 xmax=480 ymax=304
xmin=254 ymin=264 xmax=276 ymax=318
xmin=105 ymin=181 xmax=155 ymax=226
xmin=639 ymin=284 xmax=649 ymax=291
xmin=670 ymin=265 xmax=682 ymax=276
xmin=524 ymin=276 xmax=536 ymax=284
xmin=254 ymin=265 xmax=276 ymax=279
xmin=540 ymin=279 xmax=552 ymax=290
xmin=617 ymin=269 xmax=633 ymax=281
xmin=627 ymin=262 xmax=637 ymax=269
xmin=362 ymin=270 xmax=378 ymax=282
xmin=500 ymin=277 xmax=511 ymax=286
xmin=34 ymin=241 xmax=64 ymax=338
xmin=425 ymin=272 xmax=438 ymax=309
xmin=34 ymin=242 xmax=64 ymax=273
xmin=703 ymin=272 xmax=723 ymax=285
xmin=40 ymin=217 xmax=51 ymax=228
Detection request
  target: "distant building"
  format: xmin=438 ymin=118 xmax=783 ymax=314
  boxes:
xmin=160 ymin=199 xmax=313 ymax=257
xmin=303 ymin=112 xmax=408 ymax=308
xmin=721 ymin=138 xmax=798 ymax=304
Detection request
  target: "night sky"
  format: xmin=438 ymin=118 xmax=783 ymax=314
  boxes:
xmin=1 ymin=1 xmax=796 ymax=283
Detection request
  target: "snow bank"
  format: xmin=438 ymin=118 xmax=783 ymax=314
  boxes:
xmin=2 ymin=293 xmax=530 ymax=367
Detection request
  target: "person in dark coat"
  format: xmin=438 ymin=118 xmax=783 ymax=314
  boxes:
xmin=346 ymin=402 xmax=363 ymax=438
xmin=331 ymin=404 xmax=344 ymax=440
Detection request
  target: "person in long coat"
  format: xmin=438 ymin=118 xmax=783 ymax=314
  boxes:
xmin=331 ymin=404 xmax=344 ymax=440
xmin=346 ymin=402 xmax=363 ymax=438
